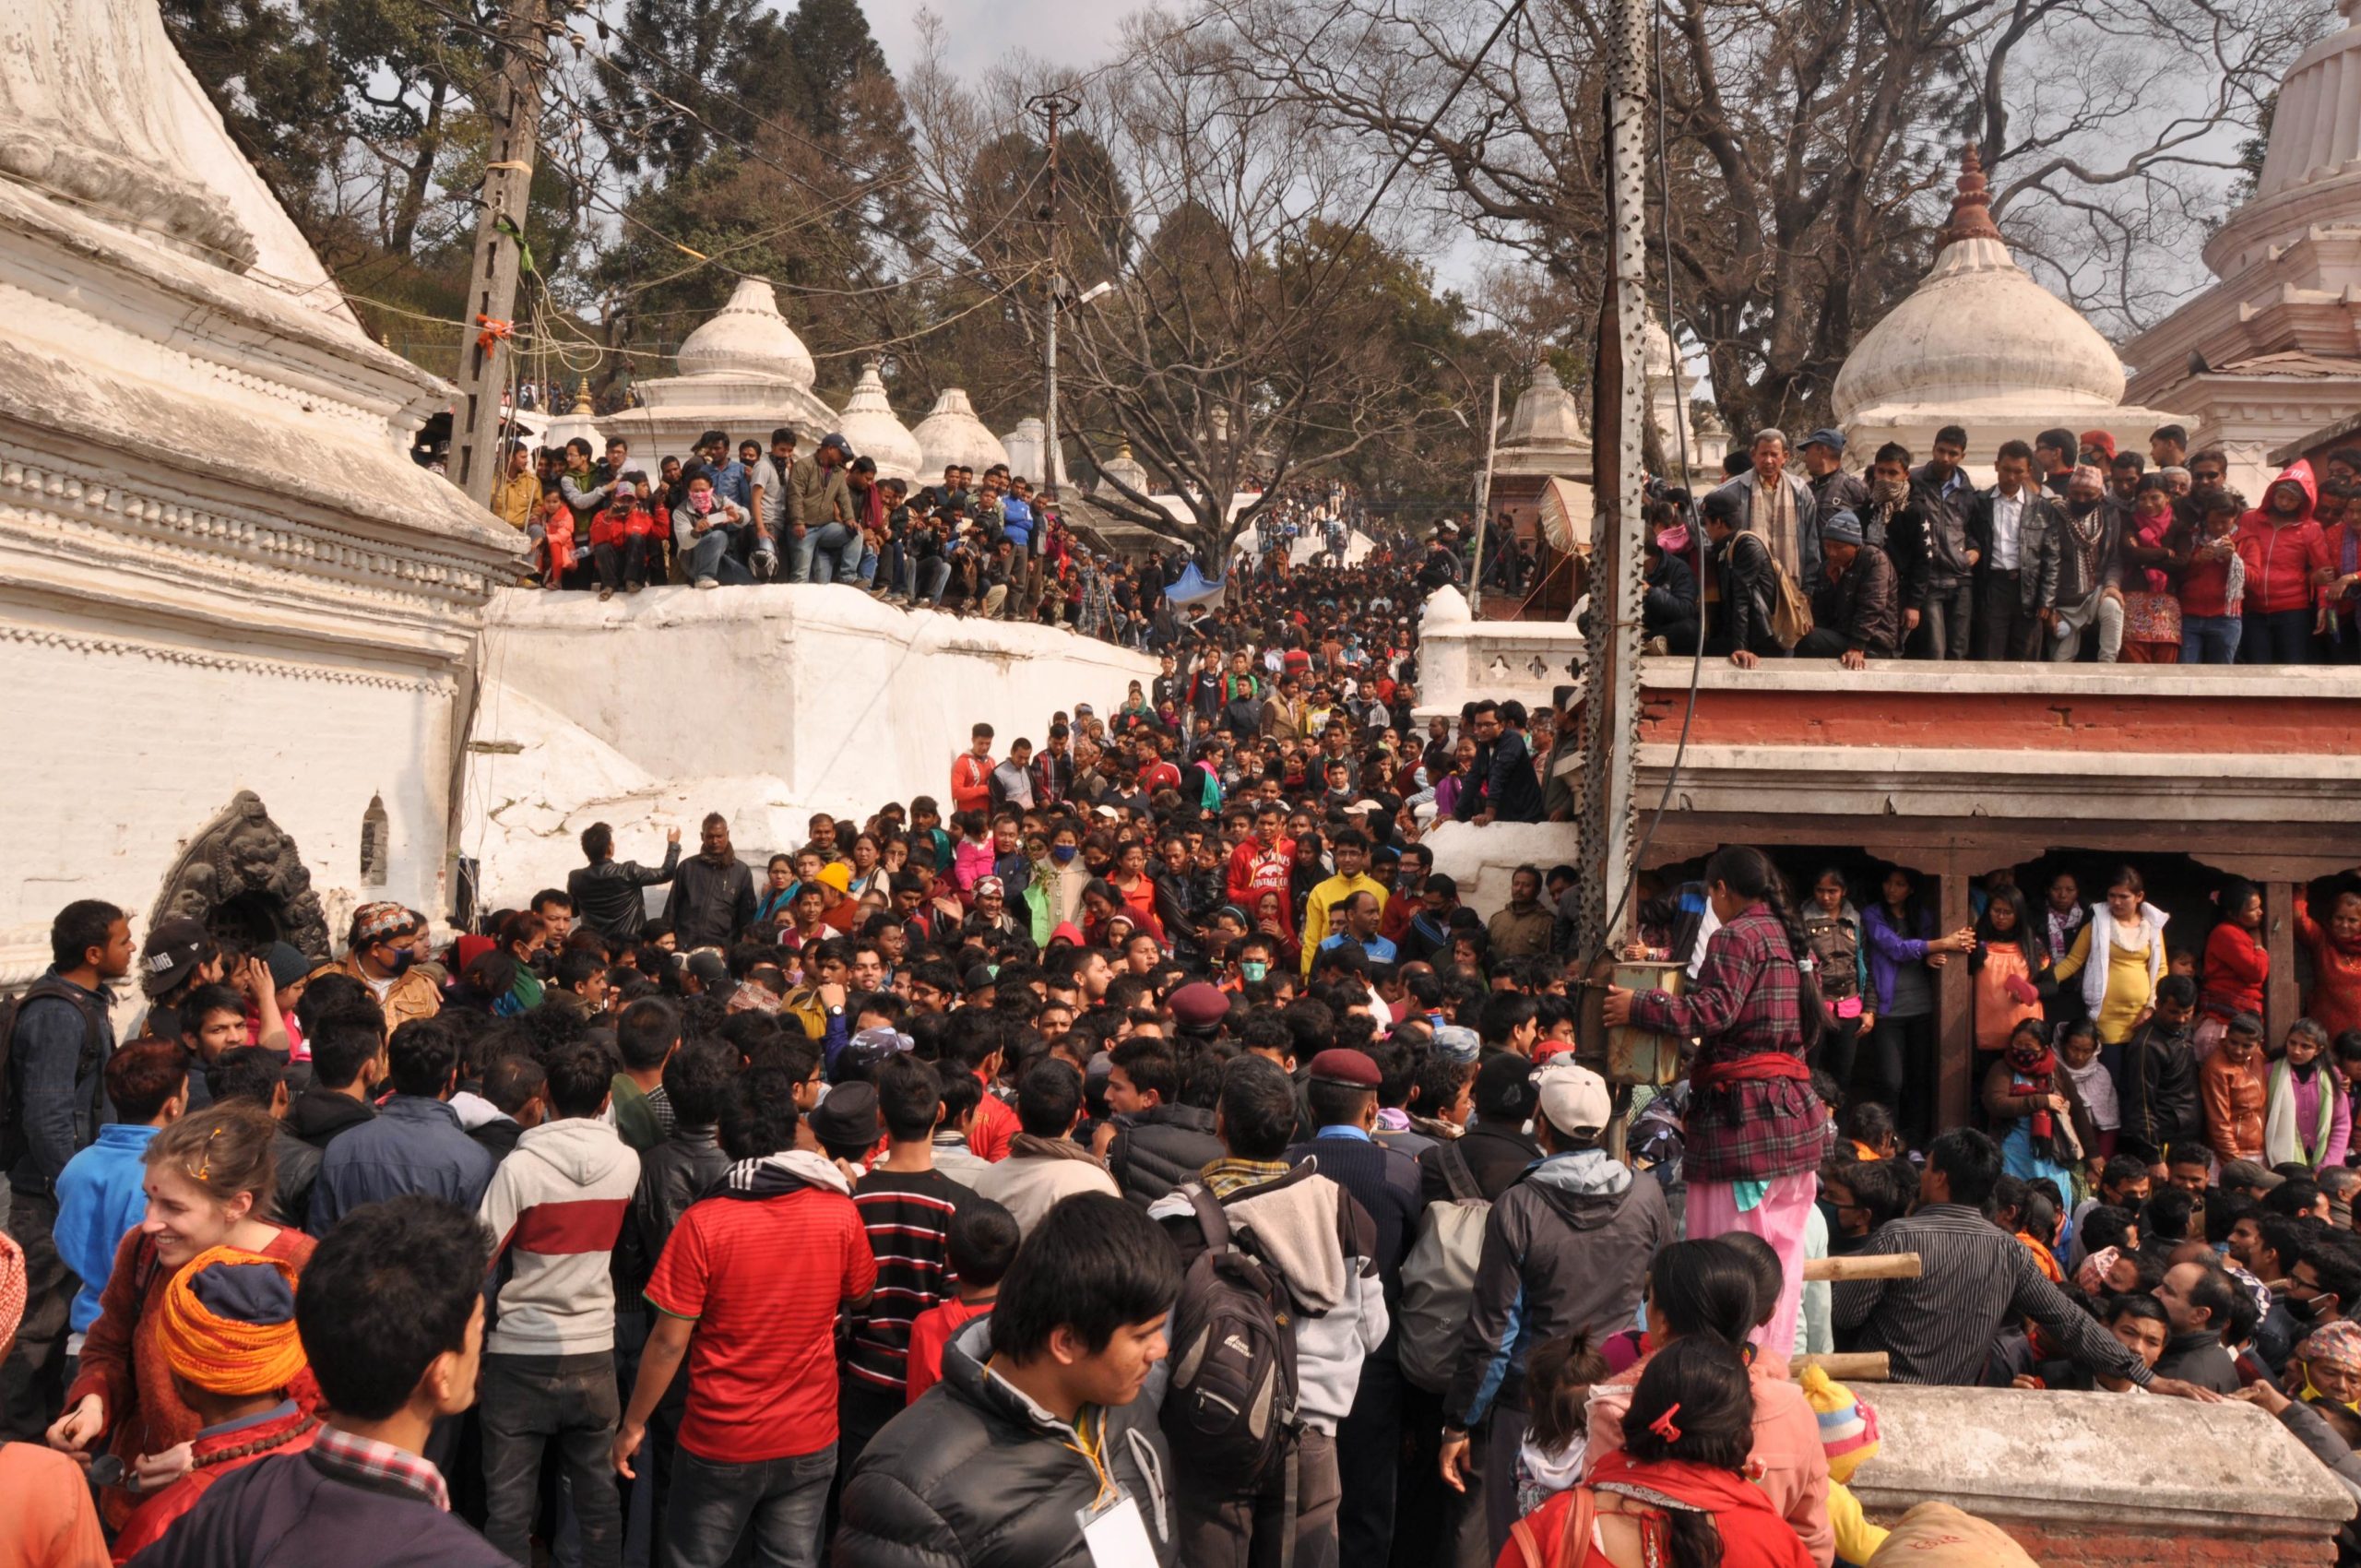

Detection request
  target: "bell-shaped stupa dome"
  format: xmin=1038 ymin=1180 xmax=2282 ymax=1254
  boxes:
xmin=673 ymin=278 xmax=817 ymax=387
xmin=1492 ymin=362 xmax=1593 ymax=478
xmin=911 ymin=388 xmax=1009 ymax=477
xmin=1834 ymin=148 xmax=2126 ymax=426
xmin=835 ymin=361 xmax=921 ymax=481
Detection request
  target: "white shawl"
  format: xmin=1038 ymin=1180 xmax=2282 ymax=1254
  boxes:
xmin=2082 ymin=900 xmax=2166 ymax=1015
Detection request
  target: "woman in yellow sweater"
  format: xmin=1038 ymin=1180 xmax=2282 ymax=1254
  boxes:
xmin=2052 ymin=866 xmax=2169 ymax=1049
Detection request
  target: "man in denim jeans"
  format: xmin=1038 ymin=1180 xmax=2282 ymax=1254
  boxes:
xmin=614 ymin=1063 xmax=875 ymax=1568
xmin=476 ymin=1037 xmax=640 ymax=1566
xmin=788 ymin=434 xmax=859 ymax=584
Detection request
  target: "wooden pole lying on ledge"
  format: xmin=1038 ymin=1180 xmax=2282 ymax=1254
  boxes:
xmin=1791 ymin=1351 xmax=1891 ymax=1381
xmin=1802 ymin=1253 xmax=1923 ymax=1282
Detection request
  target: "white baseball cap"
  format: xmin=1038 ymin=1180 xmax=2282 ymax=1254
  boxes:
xmin=1534 ymin=1060 xmax=1611 ymax=1139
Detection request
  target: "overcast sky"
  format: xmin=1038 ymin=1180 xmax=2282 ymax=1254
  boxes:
xmin=867 ymin=0 xmax=1143 ymax=76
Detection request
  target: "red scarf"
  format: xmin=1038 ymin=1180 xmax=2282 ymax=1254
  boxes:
xmin=2007 ymin=1043 xmax=2058 ymax=1141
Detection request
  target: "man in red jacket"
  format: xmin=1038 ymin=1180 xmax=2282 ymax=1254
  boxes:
xmin=2235 ymin=460 xmax=2332 ymax=664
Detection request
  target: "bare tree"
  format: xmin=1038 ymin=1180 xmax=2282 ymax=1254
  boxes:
xmin=1042 ymin=16 xmax=1469 ymax=564
xmin=1215 ymin=0 xmax=2323 ymax=435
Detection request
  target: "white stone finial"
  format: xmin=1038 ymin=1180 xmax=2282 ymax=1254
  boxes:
xmin=912 ymin=388 xmax=1009 ymax=477
xmin=836 ymin=360 xmax=922 ymax=481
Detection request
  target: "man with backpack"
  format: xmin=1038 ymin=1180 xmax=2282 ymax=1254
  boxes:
xmin=1285 ymin=1049 xmax=1424 ymax=1568
xmin=1 ymin=898 xmax=132 ymax=1439
xmin=1438 ymin=1061 xmax=1670 ymax=1564
xmin=1151 ymin=1054 xmax=1387 ymax=1568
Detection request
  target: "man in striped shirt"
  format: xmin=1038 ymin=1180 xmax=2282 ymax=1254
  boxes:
xmin=1834 ymin=1128 xmax=2224 ymax=1401
xmin=841 ymin=1055 xmax=976 ymax=1488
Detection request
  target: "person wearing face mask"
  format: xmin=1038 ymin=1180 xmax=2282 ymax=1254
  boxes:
xmin=330 ymin=903 xmax=441 ymax=1032
xmin=2024 ymin=464 xmax=2125 ymax=660
xmin=1018 ymin=824 xmax=1090 ymax=945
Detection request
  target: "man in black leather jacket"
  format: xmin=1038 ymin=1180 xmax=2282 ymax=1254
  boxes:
xmin=568 ymin=820 xmax=681 ymax=944
xmin=835 ymin=1194 xmax=1183 ymax=1567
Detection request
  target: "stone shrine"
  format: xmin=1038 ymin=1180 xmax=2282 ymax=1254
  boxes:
xmin=0 ymin=0 xmax=519 ymax=991
xmin=2122 ymin=0 xmax=2361 ymax=494
xmin=835 ymin=361 xmax=922 ymax=482
xmin=1834 ymin=149 xmax=2186 ymax=478
xmin=911 ymin=387 xmax=1010 ymax=478
xmin=606 ymin=277 xmax=838 ymax=467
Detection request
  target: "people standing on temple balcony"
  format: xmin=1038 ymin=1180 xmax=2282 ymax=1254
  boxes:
xmin=2025 ymin=465 xmax=2123 ymax=662
xmin=2051 ymin=867 xmax=2167 ymax=1074
xmin=558 ymin=437 xmax=612 ymax=550
xmin=2034 ymin=428 xmax=2080 ymax=497
xmin=1858 ymin=865 xmax=1970 ymax=1146
xmin=1970 ymin=440 xmax=2057 ymax=659
xmin=1699 ymin=493 xmax=1786 ymax=668
xmin=1797 ymin=427 xmax=1867 ymax=529
xmin=587 ymin=473 xmax=654 ymax=601
xmin=1712 ymin=428 xmax=1821 ymax=588
xmin=1795 ymin=510 xmax=1898 ymax=666
xmin=1857 ymin=445 xmax=1925 ymax=636
xmin=490 ymin=439 xmax=538 ymax=534
xmin=1639 ymin=530 xmax=1698 ymax=655
xmin=1980 ymin=1019 xmax=2091 ymax=1192
xmin=2177 ymin=491 xmax=2249 ymax=663
xmin=2197 ymin=878 xmax=2269 ymax=1039
xmin=747 ymin=426 xmax=797 ymax=581
xmin=2117 ymin=476 xmax=2189 ymax=663
xmin=1969 ymin=884 xmax=2050 ymax=1061
xmin=2264 ymin=1020 xmax=2351 ymax=1175
xmin=1802 ymin=872 xmax=1870 ymax=1092
xmin=1603 ymin=845 xmax=1831 ymax=1357
xmin=2237 ymin=461 xmax=2332 ymax=665
xmin=2295 ymin=885 xmax=2361 ymax=1041
xmin=2201 ymin=1013 xmax=2270 ymax=1163
xmin=670 ymin=469 xmax=750 ymax=591
xmin=1904 ymin=426 xmax=1977 ymax=660
xmin=664 ymin=814 xmax=755 ymax=953
xmin=785 ymin=432 xmax=855 ymax=586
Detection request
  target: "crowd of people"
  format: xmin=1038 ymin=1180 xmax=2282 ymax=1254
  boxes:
xmin=479 ymin=423 xmax=1406 ymax=658
xmin=4 ymin=540 xmax=2361 ymax=1568
xmin=1642 ymin=423 xmax=2361 ymax=667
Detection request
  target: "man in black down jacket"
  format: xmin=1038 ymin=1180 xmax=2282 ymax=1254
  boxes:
xmin=1102 ymin=1039 xmax=1224 ymax=1206
xmin=835 ymin=1194 xmax=1183 ymax=1568
xmin=568 ymin=820 xmax=680 ymax=944
xmin=664 ymin=814 xmax=755 ymax=952
xmin=1797 ymin=511 xmax=1901 ymax=665
xmin=1418 ymin=1053 xmax=1543 ymax=1205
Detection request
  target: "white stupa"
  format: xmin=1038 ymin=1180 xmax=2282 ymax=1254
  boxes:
xmin=1487 ymin=362 xmax=1596 ymax=555
xmin=605 ymin=278 xmax=837 ymax=466
xmin=540 ymin=383 xmax=604 ymax=454
xmin=1093 ymin=441 xmax=1152 ymax=500
xmin=1834 ymin=148 xmax=2184 ymax=477
xmin=2123 ymin=0 xmax=2361 ymax=493
xmin=1000 ymin=417 xmax=1072 ymax=488
xmin=911 ymin=388 xmax=1009 ymax=478
xmin=834 ymin=361 xmax=920 ymax=481
xmin=1641 ymin=311 xmax=1694 ymax=467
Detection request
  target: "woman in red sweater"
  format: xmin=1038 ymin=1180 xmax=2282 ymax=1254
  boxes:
xmin=45 ymin=1102 xmax=316 ymax=1529
xmin=2297 ymin=885 xmax=2361 ymax=1041
xmin=2199 ymin=879 xmax=2270 ymax=1029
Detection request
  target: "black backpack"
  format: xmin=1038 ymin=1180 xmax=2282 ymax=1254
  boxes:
xmin=1160 ymin=1186 xmax=1300 ymax=1493
xmin=0 ymin=977 xmax=109 ymax=1179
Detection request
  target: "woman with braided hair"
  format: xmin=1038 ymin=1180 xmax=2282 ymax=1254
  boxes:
xmin=1603 ymin=846 xmax=1835 ymax=1359
xmin=1498 ymin=1336 xmax=1817 ymax=1568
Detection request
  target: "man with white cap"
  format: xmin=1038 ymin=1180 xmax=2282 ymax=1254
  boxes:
xmin=1438 ymin=1060 xmax=1670 ymax=1563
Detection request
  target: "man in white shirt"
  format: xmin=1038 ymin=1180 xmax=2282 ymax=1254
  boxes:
xmin=1971 ymin=437 xmax=2057 ymax=659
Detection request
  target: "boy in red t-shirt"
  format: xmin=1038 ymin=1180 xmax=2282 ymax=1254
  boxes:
xmin=903 ymin=1198 xmax=1021 ymax=1406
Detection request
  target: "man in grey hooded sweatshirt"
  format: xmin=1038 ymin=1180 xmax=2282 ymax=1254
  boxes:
xmin=1438 ymin=1060 xmax=1670 ymax=1564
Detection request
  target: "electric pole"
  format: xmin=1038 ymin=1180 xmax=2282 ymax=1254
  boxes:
xmin=452 ymin=0 xmax=552 ymax=508
xmin=1575 ymin=0 xmax=1652 ymax=963
xmin=1031 ymin=90 xmax=1081 ymax=493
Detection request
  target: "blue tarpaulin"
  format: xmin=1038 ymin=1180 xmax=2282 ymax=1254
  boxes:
xmin=1165 ymin=561 xmax=1227 ymax=606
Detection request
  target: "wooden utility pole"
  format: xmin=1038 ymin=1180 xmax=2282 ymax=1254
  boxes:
xmin=451 ymin=0 xmax=552 ymax=507
xmin=1574 ymin=0 xmax=1652 ymax=964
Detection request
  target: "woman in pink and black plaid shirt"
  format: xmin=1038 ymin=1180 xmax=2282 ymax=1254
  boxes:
xmin=1605 ymin=845 xmax=1836 ymax=1355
